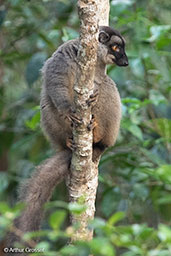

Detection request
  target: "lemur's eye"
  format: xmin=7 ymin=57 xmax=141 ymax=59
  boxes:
xmin=112 ymin=45 xmax=120 ymax=52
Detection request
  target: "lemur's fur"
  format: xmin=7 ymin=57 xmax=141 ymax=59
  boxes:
xmin=7 ymin=26 xmax=128 ymax=250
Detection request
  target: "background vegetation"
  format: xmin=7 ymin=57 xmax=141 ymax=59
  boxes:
xmin=0 ymin=0 xmax=170 ymax=255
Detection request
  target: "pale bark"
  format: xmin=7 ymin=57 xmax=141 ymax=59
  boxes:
xmin=67 ymin=0 xmax=109 ymax=241
xmin=98 ymin=0 xmax=109 ymax=26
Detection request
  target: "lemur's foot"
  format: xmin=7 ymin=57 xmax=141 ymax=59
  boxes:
xmin=86 ymin=88 xmax=99 ymax=107
xmin=66 ymin=137 xmax=76 ymax=151
xmin=67 ymin=108 xmax=83 ymax=126
xmin=87 ymin=115 xmax=97 ymax=131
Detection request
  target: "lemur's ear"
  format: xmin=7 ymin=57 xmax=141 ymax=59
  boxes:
xmin=98 ymin=31 xmax=110 ymax=44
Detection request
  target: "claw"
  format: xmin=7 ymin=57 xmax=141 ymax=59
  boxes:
xmin=66 ymin=108 xmax=83 ymax=126
xmin=87 ymin=115 xmax=97 ymax=131
xmin=86 ymin=89 xmax=99 ymax=107
xmin=66 ymin=137 xmax=76 ymax=151
xmin=68 ymin=114 xmax=82 ymax=125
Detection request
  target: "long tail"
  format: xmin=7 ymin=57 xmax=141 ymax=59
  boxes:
xmin=7 ymin=149 xmax=71 ymax=248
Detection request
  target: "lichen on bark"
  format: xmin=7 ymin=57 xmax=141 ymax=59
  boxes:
xmin=67 ymin=0 xmax=109 ymax=241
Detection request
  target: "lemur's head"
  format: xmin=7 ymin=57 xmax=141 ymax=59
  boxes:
xmin=98 ymin=26 xmax=128 ymax=66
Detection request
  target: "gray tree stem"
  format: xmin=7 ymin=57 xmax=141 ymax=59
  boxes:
xmin=67 ymin=0 xmax=109 ymax=241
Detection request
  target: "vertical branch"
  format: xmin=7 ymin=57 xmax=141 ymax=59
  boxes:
xmin=67 ymin=0 xmax=99 ymax=241
xmin=67 ymin=0 xmax=109 ymax=241
xmin=98 ymin=0 xmax=109 ymax=26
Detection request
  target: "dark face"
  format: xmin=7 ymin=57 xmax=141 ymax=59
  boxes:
xmin=99 ymin=27 xmax=129 ymax=67
xmin=109 ymin=38 xmax=129 ymax=66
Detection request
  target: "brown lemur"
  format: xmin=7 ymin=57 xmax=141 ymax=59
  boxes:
xmin=7 ymin=26 xmax=128 ymax=247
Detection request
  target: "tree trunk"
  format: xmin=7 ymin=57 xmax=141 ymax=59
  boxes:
xmin=98 ymin=0 xmax=109 ymax=26
xmin=67 ymin=0 xmax=109 ymax=241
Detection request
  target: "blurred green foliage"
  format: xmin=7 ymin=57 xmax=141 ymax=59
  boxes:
xmin=0 ymin=0 xmax=171 ymax=255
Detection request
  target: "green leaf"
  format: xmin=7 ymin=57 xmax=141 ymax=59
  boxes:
xmin=155 ymin=118 xmax=171 ymax=141
xmin=45 ymin=200 xmax=68 ymax=210
xmin=89 ymin=217 xmax=106 ymax=229
xmin=140 ymin=148 xmax=165 ymax=165
xmin=122 ymin=98 xmax=142 ymax=105
xmin=156 ymin=165 xmax=171 ymax=184
xmin=0 ymin=202 xmax=24 ymax=220
xmin=158 ymin=224 xmax=171 ymax=243
xmin=133 ymin=184 xmax=149 ymax=201
xmin=60 ymin=245 xmax=82 ymax=256
xmin=25 ymin=110 xmax=40 ymax=130
xmin=145 ymin=165 xmax=171 ymax=184
xmin=157 ymin=194 xmax=171 ymax=205
xmin=68 ymin=202 xmax=87 ymax=215
xmin=0 ymin=216 xmax=12 ymax=229
xmin=122 ymin=119 xmax=143 ymax=140
xmin=128 ymin=124 xmax=143 ymax=140
xmin=108 ymin=212 xmax=125 ymax=226
xmin=147 ymin=25 xmax=171 ymax=42
xmin=23 ymin=230 xmax=49 ymax=241
xmin=148 ymin=249 xmax=171 ymax=256
xmin=49 ymin=210 xmax=66 ymax=230
xmin=0 ymin=202 xmax=11 ymax=214
xmin=149 ymin=89 xmax=167 ymax=106
xmin=89 ymin=238 xmax=115 ymax=256
xmin=62 ymin=27 xmax=79 ymax=42
xmin=35 ymin=241 xmax=50 ymax=251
